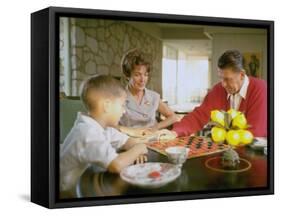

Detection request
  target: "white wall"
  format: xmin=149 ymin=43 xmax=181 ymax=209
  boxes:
xmin=211 ymin=33 xmax=267 ymax=85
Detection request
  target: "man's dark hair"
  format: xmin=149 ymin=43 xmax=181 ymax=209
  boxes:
xmin=81 ymin=75 xmax=125 ymax=110
xmin=218 ymin=50 xmax=244 ymax=72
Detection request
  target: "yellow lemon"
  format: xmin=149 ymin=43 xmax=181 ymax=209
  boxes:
xmin=232 ymin=113 xmax=247 ymax=129
xmin=211 ymin=110 xmax=225 ymax=127
xmin=238 ymin=130 xmax=254 ymax=145
xmin=227 ymin=109 xmax=241 ymax=119
xmin=226 ymin=130 xmax=241 ymax=146
xmin=211 ymin=127 xmax=226 ymax=143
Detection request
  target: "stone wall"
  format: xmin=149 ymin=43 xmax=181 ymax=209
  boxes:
xmin=59 ymin=18 xmax=65 ymax=93
xmin=60 ymin=18 xmax=163 ymax=96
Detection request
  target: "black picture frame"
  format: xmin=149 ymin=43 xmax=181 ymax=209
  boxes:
xmin=31 ymin=6 xmax=274 ymax=208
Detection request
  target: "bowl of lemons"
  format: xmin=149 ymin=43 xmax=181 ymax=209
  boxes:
xmin=209 ymin=109 xmax=254 ymax=148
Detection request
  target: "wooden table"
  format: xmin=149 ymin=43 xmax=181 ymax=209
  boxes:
xmin=76 ymin=146 xmax=267 ymax=198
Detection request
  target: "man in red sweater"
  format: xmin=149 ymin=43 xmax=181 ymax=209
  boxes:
xmin=172 ymin=50 xmax=267 ymax=137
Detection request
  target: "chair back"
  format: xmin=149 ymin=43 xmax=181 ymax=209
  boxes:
xmin=60 ymin=96 xmax=86 ymax=143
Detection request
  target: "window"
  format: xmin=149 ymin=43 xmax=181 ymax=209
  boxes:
xmin=162 ymin=45 xmax=178 ymax=105
xmin=162 ymin=45 xmax=209 ymax=106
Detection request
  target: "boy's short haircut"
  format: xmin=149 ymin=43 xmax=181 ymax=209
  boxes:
xmin=81 ymin=75 xmax=125 ymax=110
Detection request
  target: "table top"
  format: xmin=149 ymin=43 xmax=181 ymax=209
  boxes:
xmin=76 ymin=145 xmax=267 ymax=198
xmin=169 ymin=102 xmax=201 ymax=113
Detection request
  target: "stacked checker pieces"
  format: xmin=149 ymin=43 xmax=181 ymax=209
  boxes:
xmin=147 ymin=136 xmax=230 ymax=159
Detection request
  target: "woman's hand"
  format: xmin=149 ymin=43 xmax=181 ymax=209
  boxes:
xmin=120 ymin=126 xmax=156 ymax=137
xmin=140 ymin=126 xmax=158 ymax=136
xmin=156 ymin=129 xmax=178 ymax=141
xmin=119 ymin=126 xmax=145 ymax=137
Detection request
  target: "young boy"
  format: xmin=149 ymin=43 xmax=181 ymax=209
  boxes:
xmin=60 ymin=75 xmax=148 ymax=196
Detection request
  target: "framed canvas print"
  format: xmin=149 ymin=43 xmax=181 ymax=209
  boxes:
xmin=31 ymin=6 xmax=274 ymax=208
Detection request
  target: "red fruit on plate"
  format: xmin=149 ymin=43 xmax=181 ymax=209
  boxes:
xmin=148 ymin=171 xmax=161 ymax=178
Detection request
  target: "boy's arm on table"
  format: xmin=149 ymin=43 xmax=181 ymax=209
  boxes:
xmin=122 ymin=138 xmax=149 ymax=164
xmin=108 ymin=143 xmax=148 ymax=173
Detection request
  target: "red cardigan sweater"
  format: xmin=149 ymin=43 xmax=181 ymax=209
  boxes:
xmin=172 ymin=77 xmax=267 ymax=137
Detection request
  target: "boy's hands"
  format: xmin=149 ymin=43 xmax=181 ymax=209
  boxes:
xmin=108 ymin=143 xmax=148 ymax=173
xmin=135 ymin=154 xmax=148 ymax=164
xmin=134 ymin=143 xmax=148 ymax=164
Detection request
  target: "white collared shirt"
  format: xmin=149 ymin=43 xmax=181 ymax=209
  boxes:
xmin=60 ymin=112 xmax=129 ymax=191
xmin=227 ymin=75 xmax=249 ymax=110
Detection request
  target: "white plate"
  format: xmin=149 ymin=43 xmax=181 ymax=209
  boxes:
xmin=250 ymin=137 xmax=267 ymax=149
xmin=120 ymin=162 xmax=181 ymax=188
